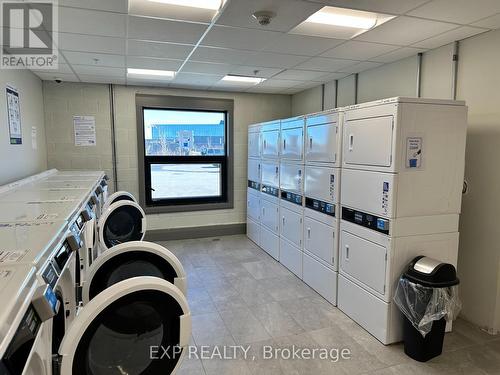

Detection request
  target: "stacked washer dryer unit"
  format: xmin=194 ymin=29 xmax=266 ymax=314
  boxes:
xmin=337 ymin=97 xmax=467 ymax=344
xmin=278 ymin=116 xmax=305 ymax=278
xmin=302 ymin=109 xmax=343 ymax=305
xmin=259 ymin=120 xmax=281 ymax=260
xmin=246 ymin=123 xmax=262 ymax=246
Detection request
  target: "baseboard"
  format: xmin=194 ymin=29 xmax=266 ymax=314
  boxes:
xmin=144 ymin=223 xmax=246 ymax=241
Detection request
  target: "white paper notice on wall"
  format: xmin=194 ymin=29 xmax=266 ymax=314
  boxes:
xmin=406 ymin=137 xmax=423 ymax=169
xmin=6 ymin=86 xmax=22 ymax=145
xmin=31 ymin=126 xmax=37 ymax=150
xmin=74 ymin=115 xmax=96 ymax=146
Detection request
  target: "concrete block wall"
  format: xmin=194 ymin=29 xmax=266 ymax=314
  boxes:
xmin=43 ymin=82 xmax=291 ymax=231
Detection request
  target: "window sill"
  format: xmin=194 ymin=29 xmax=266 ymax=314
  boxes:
xmin=143 ymin=200 xmax=233 ymax=214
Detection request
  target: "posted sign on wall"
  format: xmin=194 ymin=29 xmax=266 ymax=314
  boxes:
xmin=73 ymin=115 xmax=96 ymax=146
xmin=6 ymin=86 xmax=22 ymax=144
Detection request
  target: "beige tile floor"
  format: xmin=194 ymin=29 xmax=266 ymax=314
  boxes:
xmin=159 ymin=235 xmax=500 ymax=375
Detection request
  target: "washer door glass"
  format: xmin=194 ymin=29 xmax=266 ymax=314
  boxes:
xmin=88 ymin=251 xmax=178 ymax=301
xmin=72 ymin=290 xmax=183 ymax=375
xmin=102 ymin=205 xmax=144 ymax=248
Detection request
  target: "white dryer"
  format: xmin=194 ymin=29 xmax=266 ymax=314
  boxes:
xmin=81 ymin=241 xmax=186 ymax=305
xmin=0 ymin=264 xmax=60 ymax=375
xmin=55 ymin=277 xmax=191 ymax=375
xmin=101 ymin=191 xmax=137 ymax=213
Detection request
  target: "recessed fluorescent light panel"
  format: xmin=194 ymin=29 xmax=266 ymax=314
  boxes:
xmin=290 ymin=6 xmax=395 ymax=39
xmin=221 ymin=75 xmax=266 ymax=84
xmin=147 ymin=0 xmax=221 ymax=10
xmin=129 ymin=0 xmax=222 ymax=23
xmin=127 ymin=68 xmax=176 ymax=80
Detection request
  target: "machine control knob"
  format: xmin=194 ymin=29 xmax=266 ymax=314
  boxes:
xmin=33 ymin=284 xmax=60 ymax=322
xmin=66 ymin=234 xmax=80 ymax=252
xmin=90 ymin=194 xmax=98 ymax=205
xmin=100 ymin=179 xmax=108 ymax=187
xmin=103 ymin=174 xmax=109 ymax=181
xmin=95 ymin=186 xmax=103 ymax=195
xmin=81 ymin=209 xmax=91 ymax=222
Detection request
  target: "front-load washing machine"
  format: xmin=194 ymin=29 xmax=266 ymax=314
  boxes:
xmin=96 ymin=200 xmax=147 ymax=252
xmin=81 ymin=241 xmax=186 ymax=305
xmin=55 ymin=277 xmax=191 ymax=375
xmin=101 ymin=191 xmax=137 ymax=213
xmin=0 ymin=263 xmax=59 ymax=375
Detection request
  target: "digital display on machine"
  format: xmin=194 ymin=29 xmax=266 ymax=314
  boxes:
xmin=42 ymin=264 xmax=58 ymax=289
xmin=54 ymin=242 xmax=70 ymax=270
xmin=261 ymin=185 xmax=279 ymax=197
xmin=281 ymin=191 xmax=302 ymax=206
xmin=342 ymin=207 xmax=390 ymax=235
xmin=76 ymin=214 xmax=84 ymax=229
xmin=305 ymin=197 xmax=335 ymax=217
xmin=247 ymin=180 xmax=261 ymax=191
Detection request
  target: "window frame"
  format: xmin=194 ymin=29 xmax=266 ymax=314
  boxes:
xmin=136 ymin=94 xmax=234 ymax=214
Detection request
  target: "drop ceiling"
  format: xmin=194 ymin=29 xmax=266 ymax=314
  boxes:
xmin=30 ymin=0 xmax=500 ymax=94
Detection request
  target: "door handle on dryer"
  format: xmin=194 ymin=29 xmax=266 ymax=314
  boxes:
xmin=349 ymin=134 xmax=354 ymax=151
xmin=345 ymin=245 xmax=350 ymax=260
xmin=309 ymin=137 xmax=313 ymax=149
xmin=283 ymin=139 xmax=286 ymax=150
xmin=307 ymin=228 xmax=311 ymax=239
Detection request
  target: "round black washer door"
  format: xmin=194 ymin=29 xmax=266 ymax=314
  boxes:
xmin=88 ymin=251 xmax=178 ymax=301
xmin=103 ymin=205 xmax=143 ymax=248
xmin=72 ymin=290 xmax=183 ymax=375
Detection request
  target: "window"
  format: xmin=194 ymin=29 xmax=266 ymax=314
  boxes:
xmin=137 ymin=95 xmax=234 ymax=213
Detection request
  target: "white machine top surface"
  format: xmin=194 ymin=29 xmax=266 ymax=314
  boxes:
xmin=53 ymin=170 xmax=104 ymax=177
xmin=0 ymin=187 xmax=90 ymax=204
xmin=344 ymin=96 xmax=466 ymax=110
xmin=25 ymin=180 xmax=96 ymax=191
xmin=0 ymin=263 xmax=38 ymax=349
xmin=0 ymin=220 xmax=67 ymax=268
xmin=0 ymin=201 xmax=81 ymax=223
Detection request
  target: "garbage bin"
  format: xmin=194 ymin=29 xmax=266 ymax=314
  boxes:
xmin=394 ymin=256 xmax=461 ymax=362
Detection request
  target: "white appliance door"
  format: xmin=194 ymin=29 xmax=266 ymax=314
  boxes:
xmin=281 ymin=127 xmax=303 ymax=161
xmin=247 ymin=190 xmax=260 ymax=221
xmin=303 ymin=216 xmax=336 ymax=267
xmin=99 ymin=202 xmax=146 ymax=250
xmin=341 ymin=169 xmax=396 ymax=218
xmin=279 ymin=238 xmax=302 ymax=278
xmin=247 ymin=217 xmax=260 ymax=246
xmin=248 ymin=131 xmax=260 ymax=158
xmin=280 ymin=206 xmax=303 ymax=248
xmin=344 ymin=116 xmax=393 ymax=168
xmin=247 ymin=159 xmax=261 ymax=183
xmin=306 ymin=123 xmax=338 ymax=164
xmin=261 ymin=130 xmax=280 ymax=159
xmin=279 ymin=163 xmax=303 ymax=194
xmin=59 ymin=277 xmax=191 ymax=375
xmin=261 ymin=198 xmax=279 ymax=233
xmin=304 ymin=166 xmax=338 ymax=204
xmin=340 ymin=230 xmax=387 ymax=296
xmin=261 ymin=162 xmax=279 ymax=188
xmin=260 ymin=226 xmax=279 ymax=260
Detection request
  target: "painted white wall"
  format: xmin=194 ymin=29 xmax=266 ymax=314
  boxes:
xmin=291 ymin=86 xmax=322 ymax=116
xmin=0 ymin=70 xmax=47 ymax=184
xmin=324 ymin=80 xmax=337 ymax=110
xmin=43 ymin=82 xmax=291 ymax=230
xmin=289 ymin=28 xmax=500 ymax=333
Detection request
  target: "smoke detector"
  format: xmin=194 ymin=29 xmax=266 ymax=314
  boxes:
xmin=252 ymin=11 xmax=276 ymax=26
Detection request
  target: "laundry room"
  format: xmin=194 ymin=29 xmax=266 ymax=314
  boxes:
xmin=0 ymin=0 xmax=500 ymax=374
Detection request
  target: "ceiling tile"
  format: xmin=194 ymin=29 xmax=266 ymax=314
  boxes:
xmin=355 ymin=16 xmax=458 ymax=45
xmin=31 ymin=63 xmax=74 ymax=74
xmin=77 ymin=75 xmax=126 ymax=84
xmin=408 ymin=0 xmax=500 ymax=25
xmin=182 ymin=61 xmax=234 ymax=75
xmin=34 ymin=71 xmax=80 ymax=82
xmin=126 ymin=78 xmax=171 ymax=87
xmin=201 ymin=25 xmax=281 ymax=51
xmin=321 ymin=41 xmax=399 ymax=60
xmin=172 ymin=73 xmax=224 ymax=86
xmin=59 ymin=7 xmax=126 ymax=38
xmin=412 ymin=26 xmax=488 ymax=49
xmin=243 ymin=52 xmax=310 ymax=68
xmin=58 ymin=0 xmax=128 ymax=13
xmin=272 ymin=69 xmax=330 ymax=81
xmin=471 ymin=13 xmax=500 ymax=29
xmin=263 ymin=34 xmax=344 ymax=56
xmin=128 ymin=16 xmax=208 ymax=44
xmin=370 ymin=46 xmax=426 ymax=63
xmin=190 ymin=46 xmax=254 ymax=64
xmin=63 ymin=51 xmax=125 ymax=67
xmin=127 ymin=40 xmax=193 ymax=60
xmin=259 ymin=79 xmax=304 ymax=88
xmin=72 ymin=65 xmax=125 ymax=77
xmin=229 ymin=66 xmax=283 ymax=78
xmin=126 ymin=56 xmax=183 ymax=71
xmin=294 ymin=57 xmax=358 ymax=72
xmin=246 ymin=86 xmax=288 ymax=94
xmin=216 ymin=0 xmax=322 ymax=32
xmin=304 ymin=0 xmax=430 ymax=14
xmin=337 ymin=61 xmax=384 ymax=73
xmin=316 ymin=72 xmax=351 ymax=82
xmin=58 ymin=33 xmax=126 ymax=54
